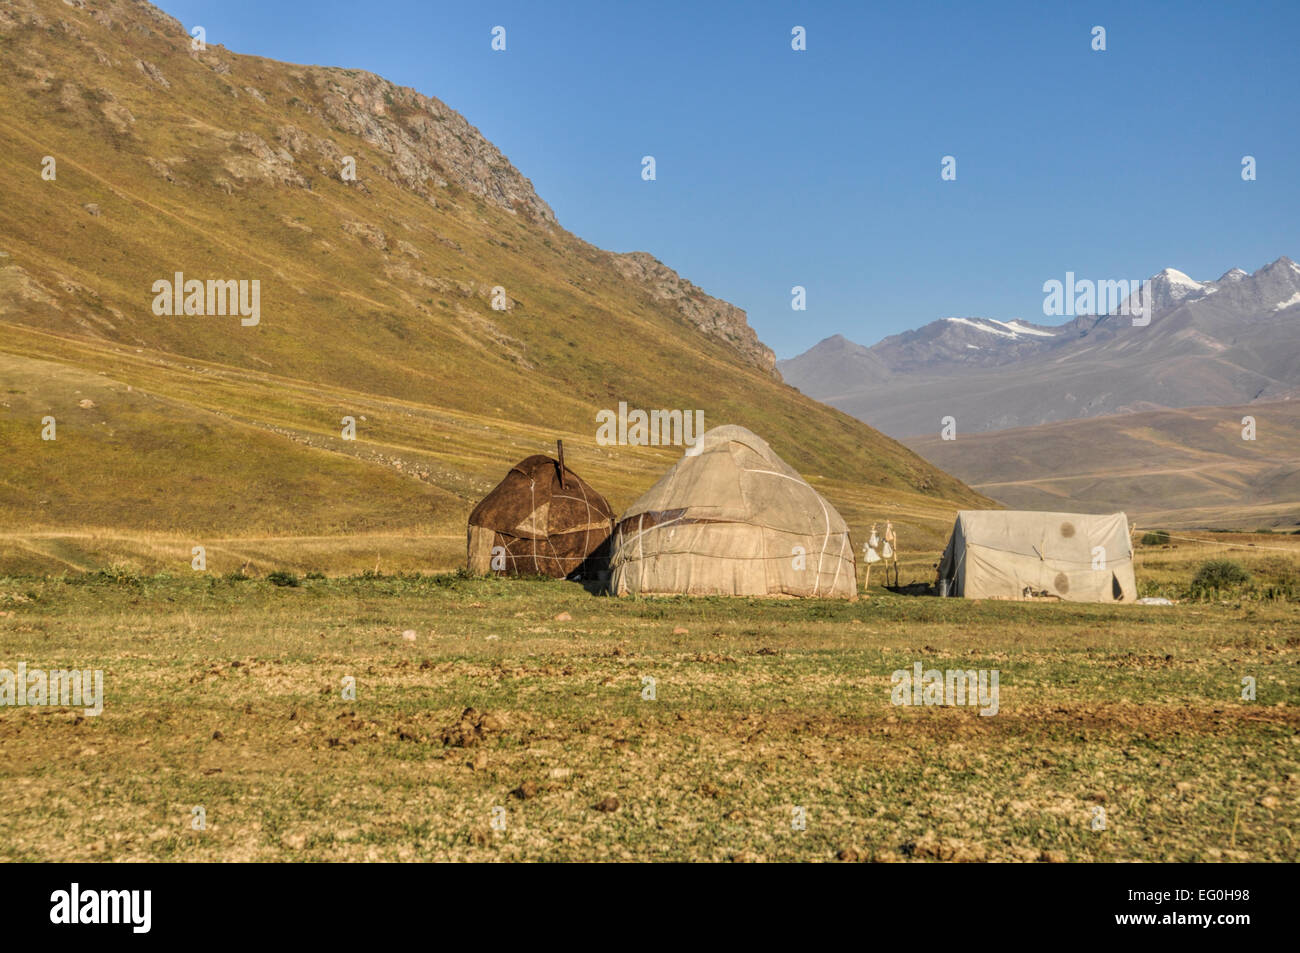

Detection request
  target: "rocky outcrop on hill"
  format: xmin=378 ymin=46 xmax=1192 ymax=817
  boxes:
xmin=307 ymin=75 xmax=779 ymax=375
xmin=307 ymin=69 xmax=558 ymax=224
xmin=4 ymin=0 xmax=781 ymax=380
xmin=612 ymin=252 xmax=778 ymax=378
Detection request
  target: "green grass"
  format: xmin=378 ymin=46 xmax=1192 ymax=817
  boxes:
xmin=1137 ymin=535 xmax=1300 ymax=603
xmin=1 ymin=566 xmax=1295 ymax=862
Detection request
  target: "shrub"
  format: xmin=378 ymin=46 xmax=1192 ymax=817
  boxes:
xmin=266 ymin=570 xmax=300 ymax=587
xmin=1141 ymin=530 xmax=1171 ymax=546
xmin=77 ymin=564 xmax=143 ymax=586
xmin=1192 ymin=559 xmax=1251 ymax=591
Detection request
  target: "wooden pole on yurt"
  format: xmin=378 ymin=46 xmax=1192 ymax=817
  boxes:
xmin=556 ymin=439 xmax=567 ymax=489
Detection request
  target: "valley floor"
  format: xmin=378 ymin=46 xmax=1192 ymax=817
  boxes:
xmin=1 ymin=560 xmax=1296 ymax=862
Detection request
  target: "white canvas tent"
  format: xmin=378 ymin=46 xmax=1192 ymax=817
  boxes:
xmin=610 ymin=425 xmax=856 ymax=598
xmin=937 ymin=510 xmax=1137 ymax=602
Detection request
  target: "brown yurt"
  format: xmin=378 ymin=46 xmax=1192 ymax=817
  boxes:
xmin=467 ymin=446 xmax=615 ymax=579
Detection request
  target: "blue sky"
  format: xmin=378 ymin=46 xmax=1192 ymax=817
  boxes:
xmin=157 ymin=0 xmax=1299 ymax=358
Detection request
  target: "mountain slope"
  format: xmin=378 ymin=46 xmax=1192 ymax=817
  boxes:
xmin=907 ymin=398 xmax=1300 ymax=530
xmin=0 ymin=0 xmax=987 ymax=573
xmin=780 ymin=258 xmax=1300 ymax=438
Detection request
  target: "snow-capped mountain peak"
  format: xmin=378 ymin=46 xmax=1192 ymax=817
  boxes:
xmin=942 ymin=317 xmax=1058 ymax=340
xmin=993 ymin=319 xmax=1058 ymax=338
xmin=1156 ymin=267 xmax=1204 ymax=290
xmin=1112 ymin=267 xmax=1210 ymax=317
xmin=944 ymin=317 xmax=1017 ymax=338
xmin=778 ymin=255 xmax=1299 ymax=437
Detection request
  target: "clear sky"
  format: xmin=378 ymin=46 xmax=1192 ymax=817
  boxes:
xmin=156 ymin=0 xmax=1299 ymax=358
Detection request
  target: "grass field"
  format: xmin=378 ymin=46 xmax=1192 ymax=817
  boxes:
xmin=2 ymin=539 xmax=1296 ymax=862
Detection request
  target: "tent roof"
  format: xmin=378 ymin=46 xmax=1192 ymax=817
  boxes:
xmin=951 ymin=510 xmax=1133 ymax=564
xmin=619 ymin=425 xmax=848 ymax=537
xmin=468 ymin=454 xmax=613 ymax=541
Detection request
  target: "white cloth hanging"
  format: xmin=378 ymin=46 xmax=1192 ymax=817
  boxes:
xmin=881 ymin=541 xmax=894 ymax=559
xmin=865 ymin=546 xmax=881 ymax=564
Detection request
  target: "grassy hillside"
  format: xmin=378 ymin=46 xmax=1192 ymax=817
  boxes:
xmin=0 ymin=0 xmax=986 ymax=574
xmin=908 ymin=399 xmax=1300 ymax=531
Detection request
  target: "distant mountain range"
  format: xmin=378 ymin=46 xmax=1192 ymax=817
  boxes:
xmin=780 ymin=257 xmax=1300 ymax=438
